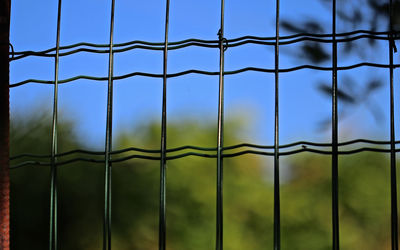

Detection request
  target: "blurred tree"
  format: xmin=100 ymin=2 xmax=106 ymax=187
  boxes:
xmin=282 ymin=0 xmax=400 ymax=60
xmin=281 ymin=0 xmax=400 ymax=129
xmin=9 ymin=114 xmax=395 ymax=249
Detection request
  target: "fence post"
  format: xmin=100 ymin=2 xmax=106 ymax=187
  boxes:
xmin=0 ymin=0 xmax=10 ymax=249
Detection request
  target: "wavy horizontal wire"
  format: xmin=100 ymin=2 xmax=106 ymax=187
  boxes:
xmin=10 ymin=139 xmax=400 ymax=169
xmin=10 ymin=30 xmax=398 ymax=61
xmin=10 ymin=147 xmax=400 ymax=169
xmin=10 ymin=62 xmax=400 ymax=88
xmin=10 ymin=138 xmax=399 ymax=161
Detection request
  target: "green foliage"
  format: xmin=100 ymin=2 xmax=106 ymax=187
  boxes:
xmin=10 ymin=115 xmax=396 ymax=249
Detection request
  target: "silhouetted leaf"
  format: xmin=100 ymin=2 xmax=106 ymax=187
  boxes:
xmin=359 ymin=79 xmax=383 ymax=102
xmin=281 ymin=21 xmax=308 ymax=33
xmin=304 ymin=21 xmax=324 ymax=33
xmin=337 ymin=8 xmax=363 ymax=26
xmin=316 ymin=118 xmax=331 ymax=131
xmin=344 ymin=41 xmax=354 ymax=53
xmin=368 ymin=36 xmax=377 ymax=46
xmin=317 ymin=83 xmax=332 ymax=97
xmin=368 ymin=0 xmax=388 ymax=16
xmin=317 ymin=83 xmax=356 ymax=104
xmin=338 ymin=89 xmax=357 ymax=104
xmin=301 ymin=43 xmax=330 ymax=64
xmin=353 ymin=9 xmax=363 ymax=24
xmin=337 ymin=9 xmax=354 ymax=23
xmin=366 ymin=79 xmax=383 ymax=93
xmin=281 ymin=21 xmax=325 ymax=34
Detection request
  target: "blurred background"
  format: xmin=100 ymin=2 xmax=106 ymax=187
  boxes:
xmin=8 ymin=0 xmax=400 ymax=249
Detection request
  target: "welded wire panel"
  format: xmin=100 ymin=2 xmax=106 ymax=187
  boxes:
xmin=6 ymin=1 xmax=400 ymax=249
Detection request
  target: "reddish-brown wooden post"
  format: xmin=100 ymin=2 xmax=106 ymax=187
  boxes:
xmin=0 ymin=0 xmax=10 ymax=249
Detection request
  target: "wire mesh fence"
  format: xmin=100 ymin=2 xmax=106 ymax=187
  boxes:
xmin=5 ymin=0 xmax=400 ymax=249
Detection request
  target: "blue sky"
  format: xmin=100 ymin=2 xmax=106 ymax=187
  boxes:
xmin=9 ymin=0 xmax=399 ymax=150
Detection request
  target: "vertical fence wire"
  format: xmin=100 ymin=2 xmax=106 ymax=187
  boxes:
xmin=216 ymin=0 xmax=225 ymax=249
xmin=389 ymin=0 xmax=399 ymax=249
xmin=331 ymin=0 xmax=339 ymax=249
xmin=103 ymin=0 xmax=116 ymax=249
xmin=49 ymin=0 xmax=62 ymax=249
xmin=273 ymin=0 xmax=280 ymax=249
xmin=159 ymin=0 xmax=170 ymax=249
xmin=0 ymin=0 xmax=10 ymax=249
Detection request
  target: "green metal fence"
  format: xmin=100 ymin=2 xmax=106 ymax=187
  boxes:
xmin=5 ymin=0 xmax=400 ymax=249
